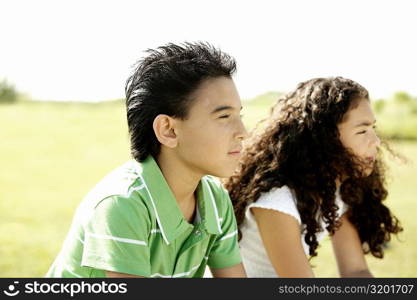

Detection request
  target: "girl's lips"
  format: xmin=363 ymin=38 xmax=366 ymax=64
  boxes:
xmin=228 ymin=151 xmax=241 ymax=155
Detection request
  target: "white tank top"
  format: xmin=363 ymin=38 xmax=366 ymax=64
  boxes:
xmin=239 ymin=185 xmax=348 ymax=277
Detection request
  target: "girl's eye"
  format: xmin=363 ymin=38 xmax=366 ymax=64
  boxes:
xmin=219 ymin=114 xmax=230 ymax=119
xmin=357 ymin=130 xmax=366 ymax=135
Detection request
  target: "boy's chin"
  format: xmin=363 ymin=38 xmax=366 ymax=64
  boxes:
xmin=207 ymin=169 xmax=235 ymax=179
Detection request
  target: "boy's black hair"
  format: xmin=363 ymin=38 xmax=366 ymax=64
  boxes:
xmin=125 ymin=42 xmax=237 ymax=162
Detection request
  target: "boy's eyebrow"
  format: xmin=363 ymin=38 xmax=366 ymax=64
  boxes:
xmin=354 ymin=119 xmax=376 ymax=127
xmin=211 ymin=105 xmax=243 ymax=114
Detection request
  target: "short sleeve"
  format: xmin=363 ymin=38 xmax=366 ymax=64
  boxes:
xmin=81 ymin=195 xmax=152 ymax=277
xmin=335 ymin=188 xmax=349 ymax=217
xmin=207 ymin=190 xmax=242 ymax=269
xmin=247 ymin=186 xmax=302 ymax=225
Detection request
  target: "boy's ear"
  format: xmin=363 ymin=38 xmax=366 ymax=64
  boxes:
xmin=153 ymin=114 xmax=178 ymax=148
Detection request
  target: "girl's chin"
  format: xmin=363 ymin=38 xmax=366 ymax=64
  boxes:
xmin=362 ymin=166 xmax=374 ymax=177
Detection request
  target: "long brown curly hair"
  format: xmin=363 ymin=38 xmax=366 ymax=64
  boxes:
xmin=225 ymin=77 xmax=402 ymax=258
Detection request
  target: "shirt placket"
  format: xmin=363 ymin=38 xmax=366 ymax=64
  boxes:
xmin=172 ymin=223 xmax=210 ymax=277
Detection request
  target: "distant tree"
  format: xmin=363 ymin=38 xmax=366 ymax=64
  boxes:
xmin=373 ymin=99 xmax=386 ymax=114
xmin=393 ymin=91 xmax=412 ymax=104
xmin=411 ymin=101 xmax=417 ymax=114
xmin=0 ymin=79 xmax=18 ymax=103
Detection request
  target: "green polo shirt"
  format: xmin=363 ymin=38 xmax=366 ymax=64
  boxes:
xmin=46 ymin=155 xmax=242 ymax=278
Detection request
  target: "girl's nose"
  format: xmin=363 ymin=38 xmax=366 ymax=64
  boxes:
xmin=371 ymin=131 xmax=381 ymax=148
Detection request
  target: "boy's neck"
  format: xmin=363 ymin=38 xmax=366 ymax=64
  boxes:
xmin=155 ymin=151 xmax=202 ymax=205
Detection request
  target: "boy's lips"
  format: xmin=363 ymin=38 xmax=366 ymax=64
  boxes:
xmin=228 ymin=149 xmax=242 ymax=155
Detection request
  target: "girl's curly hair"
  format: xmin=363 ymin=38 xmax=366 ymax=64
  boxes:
xmin=225 ymin=77 xmax=402 ymax=258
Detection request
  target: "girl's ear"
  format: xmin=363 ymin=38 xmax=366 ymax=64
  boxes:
xmin=152 ymin=115 xmax=178 ymax=148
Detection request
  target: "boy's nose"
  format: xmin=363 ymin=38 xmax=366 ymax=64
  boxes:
xmin=236 ymin=119 xmax=248 ymax=140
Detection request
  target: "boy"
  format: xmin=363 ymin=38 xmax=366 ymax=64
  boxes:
xmin=46 ymin=42 xmax=248 ymax=278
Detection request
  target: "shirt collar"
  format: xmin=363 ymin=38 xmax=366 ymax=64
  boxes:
xmin=137 ymin=155 xmax=222 ymax=245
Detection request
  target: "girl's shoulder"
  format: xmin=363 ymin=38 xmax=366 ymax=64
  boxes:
xmin=335 ymin=187 xmax=349 ymax=216
xmin=257 ymin=185 xmax=295 ymax=203
xmin=248 ymin=185 xmax=301 ymax=224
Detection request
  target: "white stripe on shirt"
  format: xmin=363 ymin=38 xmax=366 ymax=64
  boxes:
xmin=85 ymin=232 xmax=147 ymax=246
xmin=219 ymin=230 xmax=238 ymax=241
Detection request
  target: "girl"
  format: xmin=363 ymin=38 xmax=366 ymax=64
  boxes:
xmin=225 ymin=77 xmax=402 ymax=277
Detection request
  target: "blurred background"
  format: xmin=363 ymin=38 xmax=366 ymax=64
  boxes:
xmin=1 ymin=0 xmax=416 ymax=277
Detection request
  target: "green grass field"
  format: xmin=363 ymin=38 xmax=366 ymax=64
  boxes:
xmin=1 ymin=99 xmax=416 ymax=277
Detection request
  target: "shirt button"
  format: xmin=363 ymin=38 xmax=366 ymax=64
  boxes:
xmin=195 ymin=230 xmax=201 ymax=235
